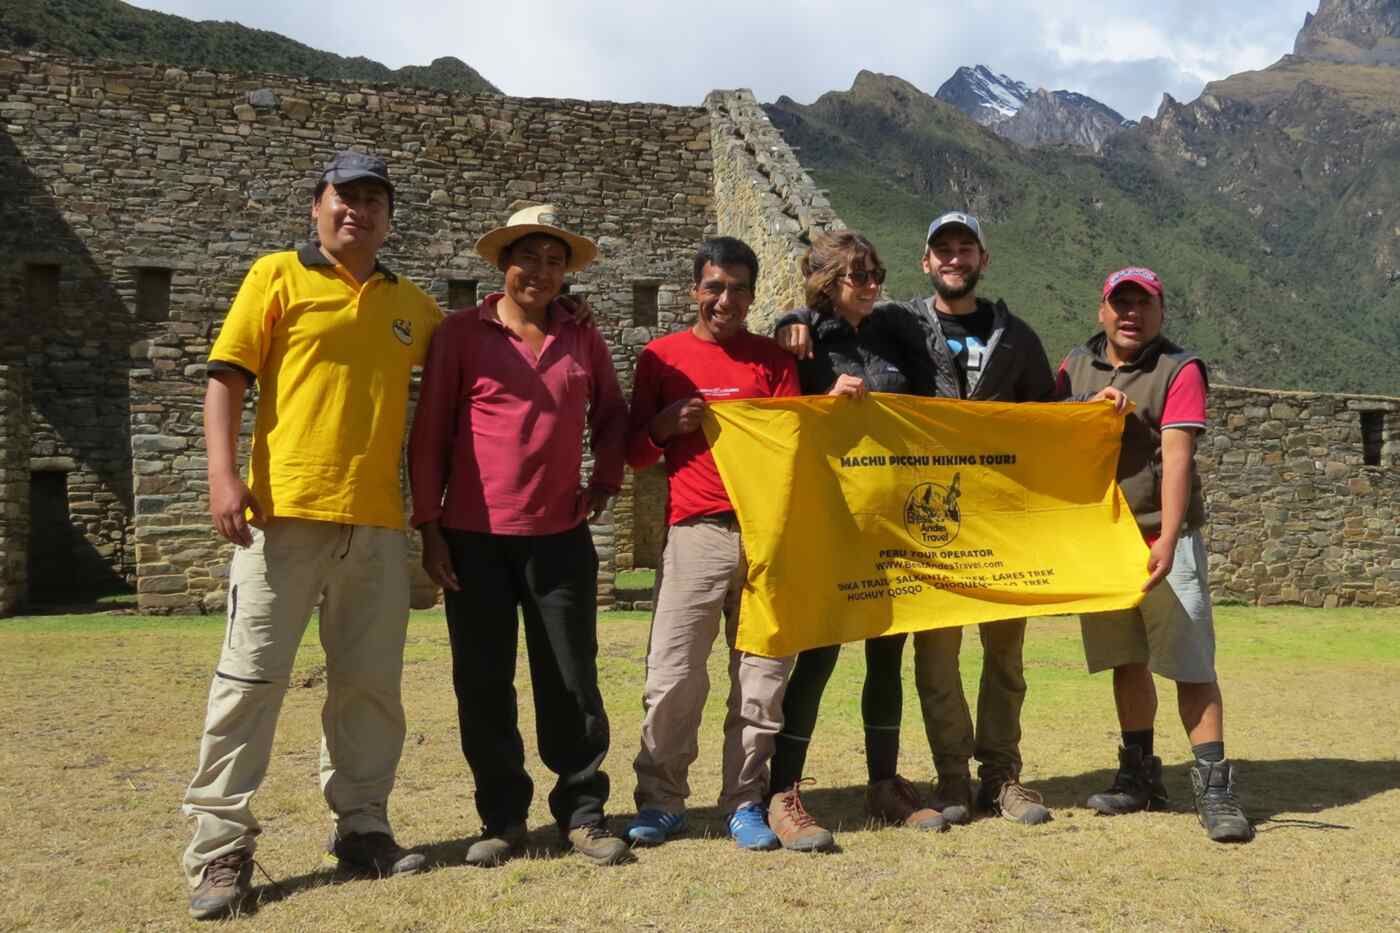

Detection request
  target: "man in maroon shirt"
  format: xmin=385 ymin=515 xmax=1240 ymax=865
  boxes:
xmin=409 ymin=205 xmax=632 ymax=866
xmin=623 ymin=237 xmax=831 ymax=853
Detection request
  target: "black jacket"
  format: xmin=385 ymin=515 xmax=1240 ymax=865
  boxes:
xmin=774 ymin=304 xmax=939 ymax=396
xmin=892 ymin=296 xmax=1056 ymax=402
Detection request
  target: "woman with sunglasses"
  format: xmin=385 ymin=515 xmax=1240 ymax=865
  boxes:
xmin=766 ymin=230 xmax=945 ymax=846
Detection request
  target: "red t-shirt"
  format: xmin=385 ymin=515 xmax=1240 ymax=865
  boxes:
xmin=627 ymin=328 xmax=800 ymax=525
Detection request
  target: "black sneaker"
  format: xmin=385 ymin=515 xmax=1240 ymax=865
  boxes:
xmin=1190 ymin=759 xmax=1255 ymax=843
xmin=1087 ymin=746 xmax=1169 ymax=815
xmin=188 ymin=850 xmax=253 ymax=920
xmin=325 ymin=830 xmax=428 ymax=876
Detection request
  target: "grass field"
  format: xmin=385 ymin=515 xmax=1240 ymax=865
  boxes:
xmin=3 ymin=606 xmax=1398 ymax=931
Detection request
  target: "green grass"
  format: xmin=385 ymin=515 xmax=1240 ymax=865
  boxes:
xmin=2 ymin=605 xmax=1398 ymax=930
xmin=0 ymin=0 xmax=500 ymax=94
xmin=615 ymin=569 xmax=656 ymax=592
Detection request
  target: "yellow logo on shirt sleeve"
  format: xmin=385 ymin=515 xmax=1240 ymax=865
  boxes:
xmin=392 ymin=319 xmax=413 ymax=345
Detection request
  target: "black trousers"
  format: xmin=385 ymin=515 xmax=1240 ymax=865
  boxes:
xmin=770 ymin=633 xmax=908 ymax=793
xmin=441 ymin=522 xmax=610 ymax=832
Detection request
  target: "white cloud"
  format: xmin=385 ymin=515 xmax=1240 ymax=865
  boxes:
xmin=130 ymin=0 xmax=1321 ymax=119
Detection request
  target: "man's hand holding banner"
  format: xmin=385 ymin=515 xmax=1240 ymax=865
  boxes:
xmin=702 ymin=394 xmax=1148 ymax=657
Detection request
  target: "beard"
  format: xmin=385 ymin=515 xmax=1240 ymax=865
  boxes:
xmin=930 ymin=267 xmax=981 ymax=302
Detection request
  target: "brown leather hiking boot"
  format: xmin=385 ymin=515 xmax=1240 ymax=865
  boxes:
xmin=768 ymin=779 xmax=836 ymax=852
xmin=929 ymin=773 xmax=974 ymax=825
xmin=867 ymin=776 xmax=948 ymax=831
xmin=188 ymin=850 xmax=253 ymax=920
xmin=565 ymin=820 xmax=636 ymax=866
xmin=979 ymin=775 xmax=1053 ymax=825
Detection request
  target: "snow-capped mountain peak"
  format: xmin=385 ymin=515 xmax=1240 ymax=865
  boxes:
xmin=934 ymin=64 xmax=1127 ymax=151
xmin=935 ymin=65 xmax=1032 ymax=123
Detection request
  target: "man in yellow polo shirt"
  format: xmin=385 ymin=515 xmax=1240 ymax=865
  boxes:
xmin=181 ymin=151 xmax=443 ymax=920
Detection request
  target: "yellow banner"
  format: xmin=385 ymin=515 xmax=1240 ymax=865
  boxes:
xmin=702 ymin=394 xmax=1148 ymax=657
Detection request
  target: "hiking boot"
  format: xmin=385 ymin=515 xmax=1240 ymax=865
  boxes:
xmin=866 ymin=776 xmax=947 ymax=832
xmin=728 ymin=801 xmax=781 ymax=851
xmin=188 ymin=850 xmax=252 ymax=920
xmin=626 ymin=808 xmax=687 ymax=847
xmin=465 ymin=823 xmax=527 ymax=867
xmin=979 ymin=775 xmax=1053 ymax=825
xmin=1191 ymin=759 xmax=1254 ymax=843
xmin=1087 ymin=745 xmax=1169 ymax=815
xmin=325 ymin=830 xmax=427 ymax=876
xmin=565 ymin=820 xmax=636 ymax=865
xmin=768 ymin=780 xmax=836 ymax=852
xmin=929 ymin=773 xmax=974 ymax=826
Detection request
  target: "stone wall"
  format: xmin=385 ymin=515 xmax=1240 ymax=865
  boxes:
xmin=1202 ymin=386 xmax=1398 ymax=607
xmin=706 ymin=90 xmax=842 ymax=335
xmin=1 ymin=50 xmax=714 ymax=612
xmin=4 ymin=52 xmax=1394 ymax=616
xmin=0 ymin=365 xmax=30 ymax=616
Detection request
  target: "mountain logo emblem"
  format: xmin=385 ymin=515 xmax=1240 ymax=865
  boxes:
xmin=392 ymin=319 xmax=413 ymax=346
xmin=903 ymin=473 xmax=963 ymax=548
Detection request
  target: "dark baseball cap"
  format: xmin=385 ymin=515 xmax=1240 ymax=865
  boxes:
xmin=319 ymin=150 xmax=394 ymax=195
xmin=926 ymin=211 xmax=986 ymax=250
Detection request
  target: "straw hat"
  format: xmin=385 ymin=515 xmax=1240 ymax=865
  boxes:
xmin=475 ymin=204 xmax=598 ymax=273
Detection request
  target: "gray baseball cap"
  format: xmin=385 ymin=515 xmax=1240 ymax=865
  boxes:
xmin=926 ymin=211 xmax=986 ymax=250
xmin=320 ymin=150 xmax=394 ymax=196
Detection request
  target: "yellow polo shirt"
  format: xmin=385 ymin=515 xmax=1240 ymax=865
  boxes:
xmin=209 ymin=245 xmax=443 ymax=529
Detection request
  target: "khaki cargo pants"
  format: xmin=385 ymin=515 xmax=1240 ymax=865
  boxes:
xmin=181 ymin=519 xmax=410 ymax=886
xmin=633 ymin=515 xmax=793 ymax=814
xmin=913 ymin=618 xmax=1028 ymax=781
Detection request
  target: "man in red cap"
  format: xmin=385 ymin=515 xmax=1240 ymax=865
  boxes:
xmin=1057 ymin=266 xmax=1253 ymax=843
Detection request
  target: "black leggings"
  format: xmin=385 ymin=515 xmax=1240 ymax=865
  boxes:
xmin=769 ymin=633 xmax=908 ymax=793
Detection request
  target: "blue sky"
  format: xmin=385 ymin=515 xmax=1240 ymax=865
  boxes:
xmin=131 ymin=1 xmax=1321 ymax=120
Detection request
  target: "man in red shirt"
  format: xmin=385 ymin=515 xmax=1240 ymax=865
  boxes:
xmin=1057 ymin=266 xmax=1252 ymax=843
xmin=624 ymin=238 xmax=829 ymax=852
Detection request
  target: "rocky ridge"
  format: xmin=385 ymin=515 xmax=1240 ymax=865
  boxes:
xmin=1295 ymin=0 xmax=1400 ymax=65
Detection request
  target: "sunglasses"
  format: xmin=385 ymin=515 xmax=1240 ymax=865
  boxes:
xmin=840 ymin=268 xmax=887 ymax=287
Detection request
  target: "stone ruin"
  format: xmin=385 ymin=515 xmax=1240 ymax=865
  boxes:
xmin=0 ymin=51 xmax=1395 ymax=616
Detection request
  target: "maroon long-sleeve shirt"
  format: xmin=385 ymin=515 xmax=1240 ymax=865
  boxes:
xmin=409 ymin=294 xmax=627 ymax=535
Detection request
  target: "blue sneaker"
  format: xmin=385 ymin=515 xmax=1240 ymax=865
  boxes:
xmin=626 ymin=808 xmax=687 ymax=847
xmin=728 ymin=802 xmax=780 ymax=851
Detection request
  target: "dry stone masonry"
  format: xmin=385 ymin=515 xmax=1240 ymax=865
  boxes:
xmin=0 ymin=365 xmax=29 ymax=615
xmin=1202 ymin=387 xmax=1398 ymax=608
xmin=706 ymin=90 xmax=842 ymax=334
xmin=0 ymin=51 xmax=1396 ymax=616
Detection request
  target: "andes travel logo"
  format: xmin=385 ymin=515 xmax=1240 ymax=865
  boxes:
xmin=903 ymin=473 xmax=963 ymax=548
xmin=392 ymin=319 xmax=413 ymax=346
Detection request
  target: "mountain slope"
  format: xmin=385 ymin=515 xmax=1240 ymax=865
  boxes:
xmin=999 ymin=89 xmax=1126 ymax=152
xmin=0 ymin=0 xmax=500 ymax=93
xmin=1295 ymin=0 xmax=1400 ymax=65
xmin=766 ymin=69 xmax=1400 ymax=395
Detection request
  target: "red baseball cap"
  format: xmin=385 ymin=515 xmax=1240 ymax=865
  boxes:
xmin=1102 ymin=266 xmax=1163 ymax=300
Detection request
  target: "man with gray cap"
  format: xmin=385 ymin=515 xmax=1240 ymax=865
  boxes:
xmin=904 ymin=212 xmax=1057 ymax=828
xmin=778 ymin=211 xmax=1056 ymax=827
xmin=180 ymin=151 xmax=442 ymax=919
